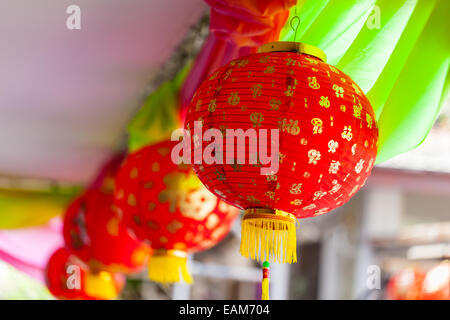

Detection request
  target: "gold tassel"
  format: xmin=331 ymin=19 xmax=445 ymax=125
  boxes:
xmin=240 ymin=208 xmax=297 ymax=264
xmin=148 ymin=250 xmax=193 ymax=284
xmin=261 ymin=261 xmax=270 ymax=300
xmin=84 ymin=271 xmax=119 ymax=300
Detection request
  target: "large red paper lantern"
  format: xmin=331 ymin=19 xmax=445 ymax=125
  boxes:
xmin=114 ymin=140 xmax=239 ymax=283
xmin=184 ymin=42 xmax=378 ymax=263
xmin=45 ymin=248 xmax=125 ymax=300
xmin=387 ymin=267 xmax=425 ymax=300
xmin=421 ymin=261 xmax=450 ymax=300
xmin=64 ymin=189 xmax=149 ymax=274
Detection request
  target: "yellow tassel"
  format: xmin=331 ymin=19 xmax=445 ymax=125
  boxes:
xmin=261 ymin=278 xmax=270 ymax=300
xmin=148 ymin=250 xmax=193 ymax=284
xmin=240 ymin=208 xmax=297 ymax=264
xmin=261 ymin=261 xmax=270 ymax=300
xmin=84 ymin=271 xmax=119 ymax=300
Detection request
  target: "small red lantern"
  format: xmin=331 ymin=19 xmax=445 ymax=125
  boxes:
xmin=184 ymin=42 xmax=378 ymax=263
xmin=45 ymin=248 xmax=125 ymax=300
xmin=63 ymin=189 xmax=149 ymax=274
xmin=421 ymin=261 xmax=450 ymax=300
xmin=387 ymin=267 xmax=425 ymax=300
xmin=114 ymin=140 xmax=239 ymax=283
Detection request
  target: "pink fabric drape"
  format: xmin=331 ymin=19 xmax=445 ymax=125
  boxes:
xmin=0 ymin=218 xmax=63 ymax=283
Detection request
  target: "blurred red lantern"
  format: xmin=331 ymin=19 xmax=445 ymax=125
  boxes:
xmin=184 ymin=42 xmax=378 ymax=263
xmin=45 ymin=248 xmax=125 ymax=300
xmin=421 ymin=261 xmax=450 ymax=300
xmin=387 ymin=267 xmax=425 ymax=300
xmin=114 ymin=140 xmax=239 ymax=283
xmin=89 ymin=153 xmax=126 ymax=193
xmin=64 ymin=189 xmax=149 ymax=274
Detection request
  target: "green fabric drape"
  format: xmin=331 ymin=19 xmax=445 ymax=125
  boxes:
xmin=0 ymin=190 xmax=75 ymax=229
xmin=280 ymin=0 xmax=449 ymax=163
xmin=128 ymin=66 xmax=190 ymax=152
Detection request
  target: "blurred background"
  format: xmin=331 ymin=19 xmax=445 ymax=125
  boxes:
xmin=0 ymin=0 xmax=448 ymax=300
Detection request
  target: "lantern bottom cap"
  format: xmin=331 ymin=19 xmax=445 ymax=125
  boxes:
xmin=148 ymin=250 xmax=192 ymax=284
xmin=240 ymin=208 xmax=297 ymax=264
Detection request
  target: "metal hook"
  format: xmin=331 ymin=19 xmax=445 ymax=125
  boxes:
xmin=290 ymin=8 xmax=301 ymax=42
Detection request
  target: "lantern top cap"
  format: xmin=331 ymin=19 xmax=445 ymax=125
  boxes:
xmin=258 ymin=41 xmax=327 ymax=63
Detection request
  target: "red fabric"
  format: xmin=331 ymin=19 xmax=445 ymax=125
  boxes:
xmin=45 ymin=248 xmax=124 ymax=300
xmin=387 ymin=267 xmax=425 ymax=300
xmin=180 ymin=0 xmax=295 ymax=117
xmin=185 ymin=52 xmax=378 ymax=218
xmin=63 ymin=189 xmax=149 ymax=274
xmin=114 ymin=140 xmax=239 ymax=253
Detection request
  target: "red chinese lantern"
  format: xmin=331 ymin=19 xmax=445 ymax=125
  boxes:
xmin=63 ymin=189 xmax=149 ymax=274
xmin=45 ymin=248 xmax=125 ymax=300
xmin=184 ymin=42 xmax=378 ymax=263
xmin=387 ymin=267 xmax=425 ymax=300
xmin=421 ymin=261 xmax=450 ymax=300
xmin=114 ymin=140 xmax=239 ymax=283
xmin=89 ymin=153 xmax=126 ymax=193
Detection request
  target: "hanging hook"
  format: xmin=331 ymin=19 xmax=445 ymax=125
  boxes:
xmin=289 ymin=8 xmax=301 ymax=42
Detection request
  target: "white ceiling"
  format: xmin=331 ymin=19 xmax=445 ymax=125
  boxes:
xmin=0 ymin=0 xmax=205 ymax=184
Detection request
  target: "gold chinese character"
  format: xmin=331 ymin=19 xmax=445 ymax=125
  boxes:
xmin=307 ymin=76 xmax=320 ymax=89
xmin=308 ymin=149 xmax=321 ymax=165
xmin=250 ymin=112 xmax=264 ymax=127
xmin=341 ymin=126 xmax=353 ymax=141
xmin=264 ymin=66 xmax=275 ymax=74
xmin=279 ymin=118 xmax=300 ymax=135
xmin=195 ymin=99 xmax=202 ymax=111
xmin=251 ymin=84 xmax=262 ymax=98
xmin=355 ymin=159 xmax=365 ymax=174
xmin=352 ymin=83 xmax=361 ymax=95
xmin=290 ymin=183 xmax=302 ymax=194
xmin=328 ymin=160 xmax=340 ymax=174
xmin=228 ymin=92 xmax=240 ymax=106
xmin=319 ymin=96 xmax=330 ymax=108
xmin=328 ymin=140 xmax=339 ymax=153
xmin=366 ymin=113 xmax=373 ymax=129
xmin=208 ymin=99 xmax=217 ymax=113
xmin=311 ymin=118 xmax=323 ymax=134
xmin=313 ymin=191 xmax=327 ymax=201
xmin=332 ymin=84 xmax=344 ymax=98
xmin=353 ymin=103 xmax=362 ymax=119
xmin=259 ymin=56 xmax=270 ymax=63
xmin=329 ymin=66 xmax=340 ymax=74
xmin=284 ymin=79 xmax=298 ymax=97
xmin=269 ymin=99 xmax=281 ymax=110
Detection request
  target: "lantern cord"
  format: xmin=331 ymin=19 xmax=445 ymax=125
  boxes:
xmin=290 ymin=8 xmax=301 ymax=42
xmin=261 ymin=261 xmax=270 ymax=300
